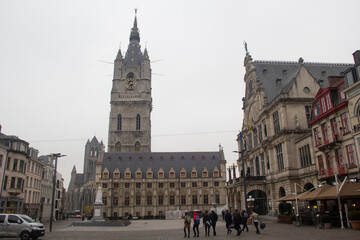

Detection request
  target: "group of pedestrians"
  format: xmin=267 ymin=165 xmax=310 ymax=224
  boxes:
xmin=225 ymin=209 xmax=261 ymax=235
xmin=183 ymin=209 xmax=262 ymax=237
xmin=183 ymin=210 xmax=218 ymax=238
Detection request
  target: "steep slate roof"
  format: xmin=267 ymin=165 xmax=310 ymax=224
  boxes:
xmin=124 ymin=14 xmax=144 ymax=66
xmin=253 ymin=61 xmax=352 ymax=103
xmin=102 ymin=152 xmax=222 ymax=178
xmin=90 ymin=136 xmax=99 ymax=144
xmin=75 ymin=173 xmax=84 ymax=185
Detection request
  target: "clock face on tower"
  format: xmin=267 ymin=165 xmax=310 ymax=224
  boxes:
xmin=126 ymin=77 xmax=137 ymax=90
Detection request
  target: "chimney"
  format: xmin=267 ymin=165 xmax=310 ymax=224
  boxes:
xmin=328 ymin=76 xmax=344 ymax=87
xmin=353 ymin=50 xmax=360 ymax=65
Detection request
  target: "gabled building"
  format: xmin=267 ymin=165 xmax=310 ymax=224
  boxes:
xmin=310 ymin=51 xmax=360 ymax=183
xmin=0 ymin=131 xmax=29 ymax=213
xmin=227 ymin=51 xmax=351 ymax=215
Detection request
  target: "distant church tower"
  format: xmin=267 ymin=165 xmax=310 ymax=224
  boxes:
xmin=108 ymin=11 xmax=152 ymax=153
xmin=83 ymin=136 xmax=104 ymax=181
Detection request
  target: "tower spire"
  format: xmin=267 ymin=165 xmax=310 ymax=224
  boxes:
xmin=130 ymin=8 xmax=140 ymax=42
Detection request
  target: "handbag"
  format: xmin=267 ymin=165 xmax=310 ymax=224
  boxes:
xmin=260 ymin=222 xmax=266 ymax=230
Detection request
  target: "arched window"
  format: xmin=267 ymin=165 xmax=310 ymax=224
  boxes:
xmin=95 ymin=148 xmax=98 ymax=157
xmin=117 ymin=114 xmax=122 ymax=131
xmin=135 ymin=141 xmax=141 ymax=152
xmin=90 ymin=148 xmax=94 ymax=157
xmin=127 ymin=72 xmax=134 ymax=79
xmin=279 ymin=187 xmax=286 ymax=198
xmin=115 ymin=142 xmax=121 ymax=152
xmin=136 ymin=114 xmax=141 ymax=130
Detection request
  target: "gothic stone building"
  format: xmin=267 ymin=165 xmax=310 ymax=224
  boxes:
xmin=227 ymin=52 xmax=351 ymax=215
xmin=67 ymin=137 xmax=104 ymax=213
xmin=67 ymin=13 xmax=227 ymax=218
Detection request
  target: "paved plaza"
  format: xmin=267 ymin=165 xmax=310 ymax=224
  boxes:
xmin=3 ymin=217 xmax=359 ymax=240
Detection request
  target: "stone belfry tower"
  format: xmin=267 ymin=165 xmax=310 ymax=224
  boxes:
xmin=108 ymin=11 xmax=152 ymax=153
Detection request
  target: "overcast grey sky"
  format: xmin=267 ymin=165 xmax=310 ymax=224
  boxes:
xmin=1 ymin=0 xmax=359 ymax=188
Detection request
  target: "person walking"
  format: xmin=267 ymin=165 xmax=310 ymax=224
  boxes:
xmin=233 ymin=209 xmax=242 ymax=236
xmin=183 ymin=212 xmax=191 ymax=238
xmin=241 ymin=209 xmax=249 ymax=232
xmin=251 ymin=211 xmax=261 ymax=234
xmin=210 ymin=210 xmax=218 ymax=236
xmin=193 ymin=212 xmax=200 ymax=237
xmin=203 ymin=210 xmax=211 ymax=236
xmin=224 ymin=210 xmax=232 ymax=234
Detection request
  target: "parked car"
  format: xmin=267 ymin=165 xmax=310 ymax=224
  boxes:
xmin=0 ymin=214 xmax=45 ymax=240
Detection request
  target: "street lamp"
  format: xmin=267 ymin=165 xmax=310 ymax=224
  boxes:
xmin=49 ymin=153 xmax=66 ymax=232
xmin=233 ymin=149 xmax=248 ymax=213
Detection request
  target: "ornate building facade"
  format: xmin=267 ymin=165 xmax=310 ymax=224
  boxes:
xmin=227 ymin=51 xmax=351 ymax=215
xmin=67 ymin=12 xmax=227 ymax=217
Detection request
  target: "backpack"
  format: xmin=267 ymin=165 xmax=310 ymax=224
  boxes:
xmin=195 ymin=216 xmax=200 ymax=225
xmin=186 ymin=216 xmax=191 ymax=224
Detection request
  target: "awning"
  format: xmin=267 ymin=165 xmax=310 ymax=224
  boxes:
xmin=317 ymin=181 xmax=360 ymax=200
xmin=275 ymin=192 xmax=307 ymax=202
xmin=297 ymin=184 xmax=333 ymax=201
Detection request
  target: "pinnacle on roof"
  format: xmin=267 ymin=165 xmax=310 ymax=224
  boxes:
xmin=130 ymin=9 xmax=140 ymax=42
xmin=72 ymin=165 xmax=77 ymax=173
xmin=142 ymin=47 xmax=149 ymax=59
xmin=115 ymin=47 xmax=123 ymax=60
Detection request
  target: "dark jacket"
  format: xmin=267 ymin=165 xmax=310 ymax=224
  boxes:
xmin=233 ymin=212 xmax=241 ymax=225
xmin=210 ymin=211 xmax=218 ymax=224
xmin=203 ymin=213 xmax=211 ymax=226
xmin=225 ymin=212 xmax=232 ymax=224
xmin=241 ymin=210 xmax=248 ymax=224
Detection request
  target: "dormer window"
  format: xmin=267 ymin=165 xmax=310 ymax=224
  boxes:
xmin=158 ymin=171 xmax=164 ymax=178
xmin=191 ymin=171 xmax=197 ymax=178
xmin=103 ymin=172 xmax=109 ymax=178
xmin=125 ymin=172 xmax=131 ymax=179
xmin=202 ymin=171 xmax=208 ymax=177
xmin=136 ymin=172 xmax=142 ymax=178
xmin=169 ymin=171 xmax=175 ymax=178
xmin=147 ymin=172 xmax=153 ymax=178
xmin=282 ymin=70 xmax=287 ymax=75
xmin=114 ymin=172 xmax=120 ymax=178
xmin=180 ymin=171 xmax=186 ymax=178
xmin=213 ymin=171 xmax=219 ymax=177
xmin=276 ymin=78 xmax=282 ymax=85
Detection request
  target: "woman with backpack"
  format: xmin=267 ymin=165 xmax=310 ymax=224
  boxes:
xmin=183 ymin=212 xmax=191 ymax=238
xmin=193 ymin=212 xmax=200 ymax=237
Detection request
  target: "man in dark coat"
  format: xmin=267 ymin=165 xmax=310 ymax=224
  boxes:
xmin=224 ymin=210 xmax=232 ymax=234
xmin=203 ymin=210 xmax=211 ymax=236
xmin=210 ymin=210 xmax=218 ymax=236
xmin=233 ymin=209 xmax=242 ymax=236
xmin=241 ymin=209 xmax=249 ymax=232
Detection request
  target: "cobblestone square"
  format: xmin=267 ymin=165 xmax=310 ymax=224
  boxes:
xmin=4 ymin=218 xmax=356 ymax=240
